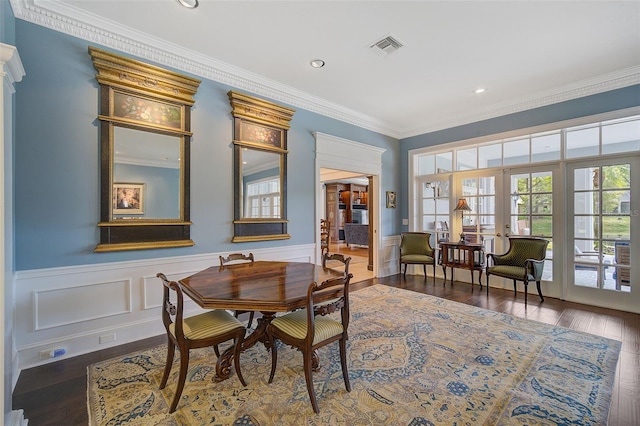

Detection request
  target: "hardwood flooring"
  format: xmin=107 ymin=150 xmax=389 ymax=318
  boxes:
xmin=12 ymin=274 xmax=639 ymax=425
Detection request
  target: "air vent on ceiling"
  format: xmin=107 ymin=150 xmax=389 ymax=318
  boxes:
xmin=370 ymin=35 xmax=404 ymax=56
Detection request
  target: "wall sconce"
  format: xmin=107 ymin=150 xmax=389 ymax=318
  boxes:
xmin=454 ymin=198 xmax=472 ymax=243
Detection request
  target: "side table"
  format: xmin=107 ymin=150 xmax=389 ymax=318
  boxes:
xmin=439 ymin=241 xmax=486 ymax=291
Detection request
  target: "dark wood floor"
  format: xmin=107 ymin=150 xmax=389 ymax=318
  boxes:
xmin=12 ymin=275 xmax=640 ymax=425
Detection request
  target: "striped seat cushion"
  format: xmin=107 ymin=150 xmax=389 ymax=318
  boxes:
xmin=170 ymin=309 xmax=244 ymax=340
xmin=271 ymin=309 xmax=343 ymax=345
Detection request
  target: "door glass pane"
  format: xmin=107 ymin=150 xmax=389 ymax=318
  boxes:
xmin=420 ymin=177 xmax=451 ymax=247
xmin=572 ymin=163 xmax=631 ymax=292
xmin=509 ymin=170 xmax=553 ymax=280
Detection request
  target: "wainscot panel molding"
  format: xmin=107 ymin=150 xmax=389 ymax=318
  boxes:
xmin=34 ymin=279 xmax=132 ymax=330
xmin=380 ymin=235 xmax=401 ymax=278
xmin=14 ymin=245 xmax=316 ymax=371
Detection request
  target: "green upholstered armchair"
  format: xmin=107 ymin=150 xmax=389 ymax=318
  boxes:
xmin=399 ymin=232 xmax=436 ymax=281
xmin=485 ymin=237 xmax=549 ymax=305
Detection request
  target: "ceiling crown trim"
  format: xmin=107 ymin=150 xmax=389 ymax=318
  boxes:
xmin=12 ymin=0 xmax=640 ymax=140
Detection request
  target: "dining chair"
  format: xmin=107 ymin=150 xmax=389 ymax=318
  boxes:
xmin=266 ymin=272 xmax=353 ymax=413
xmin=322 ymin=252 xmax=351 ymax=275
xmin=317 ymin=253 xmax=351 ymax=315
xmin=156 ymin=273 xmax=247 ymax=413
xmin=399 ymin=232 xmax=436 ymax=282
xmin=485 ymin=237 xmax=549 ymax=305
xmin=320 ymin=219 xmax=330 ymax=257
xmin=219 ymin=253 xmax=256 ymax=328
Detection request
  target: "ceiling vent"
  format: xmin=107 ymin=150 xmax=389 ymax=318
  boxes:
xmin=370 ymin=35 xmax=404 ymax=56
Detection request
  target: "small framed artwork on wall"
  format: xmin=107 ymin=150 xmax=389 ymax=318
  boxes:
xmin=113 ymin=183 xmax=145 ymax=215
xmin=386 ymin=191 xmax=396 ymax=208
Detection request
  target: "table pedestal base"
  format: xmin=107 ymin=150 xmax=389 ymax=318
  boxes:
xmin=215 ymin=312 xmax=321 ymax=381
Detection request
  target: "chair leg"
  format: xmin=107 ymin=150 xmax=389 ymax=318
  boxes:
xmin=422 ymin=264 xmax=427 ymax=279
xmin=169 ymin=347 xmax=190 ymax=413
xmin=303 ymin=351 xmax=320 ymax=414
xmin=268 ymin=335 xmax=278 ymax=383
xmin=214 ymin=345 xmax=220 ymax=358
xmin=432 ymin=264 xmax=437 ymax=284
xmin=160 ymin=339 xmax=175 ymax=389
xmin=524 ymin=280 xmax=528 ymax=305
xmin=233 ymin=334 xmax=247 ymax=387
xmin=339 ymin=338 xmax=351 ymax=392
xmin=513 ymin=280 xmax=517 ymax=294
xmin=403 ymin=263 xmax=407 ymax=278
xmin=247 ymin=311 xmax=255 ymax=329
xmin=536 ymin=280 xmax=544 ymax=302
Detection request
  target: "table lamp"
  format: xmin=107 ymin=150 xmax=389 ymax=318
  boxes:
xmin=454 ymin=198 xmax=472 ymax=243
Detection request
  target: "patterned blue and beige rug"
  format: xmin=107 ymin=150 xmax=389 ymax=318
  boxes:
xmin=88 ymin=284 xmax=621 ymax=425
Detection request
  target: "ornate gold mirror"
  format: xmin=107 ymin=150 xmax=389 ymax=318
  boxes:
xmin=90 ymin=47 xmax=201 ymax=252
xmin=229 ymin=91 xmax=294 ymax=242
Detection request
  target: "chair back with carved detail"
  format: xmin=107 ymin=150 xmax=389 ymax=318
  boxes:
xmin=219 ymin=253 xmax=256 ymax=327
xmin=266 ymin=272 xmax=353 ymax=413
xmin=320 ymin=219 xmax=330 ymax=256
xmin=156 ymin=272 xmax=246 ymax=413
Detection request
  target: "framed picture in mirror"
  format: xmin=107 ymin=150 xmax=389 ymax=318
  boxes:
xmin=113 ymin=183 xmax=144 ymax=215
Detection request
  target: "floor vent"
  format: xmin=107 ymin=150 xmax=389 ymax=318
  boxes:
xmin=370 ymin=35 xmax=403 ymax=56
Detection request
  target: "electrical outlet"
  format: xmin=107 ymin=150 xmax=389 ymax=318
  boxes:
xmin=402 ymin=219 xmax=409 ymax=225
xmin=99 ymin=333 xmax=116 ymax=344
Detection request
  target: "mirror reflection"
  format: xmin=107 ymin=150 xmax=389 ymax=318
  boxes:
xmin=240 ymin=148 xmax=282 ymax=219
xmin=113 ymin=126 xmax=181 ymax=220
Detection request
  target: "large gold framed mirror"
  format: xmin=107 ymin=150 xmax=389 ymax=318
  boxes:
xmin=228 ymin=91 xmax=295 ymax=242
xmin=90 ymin=47 xmax=201 ymax=252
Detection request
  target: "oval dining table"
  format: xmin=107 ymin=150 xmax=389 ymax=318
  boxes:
xmin=179 ymin=260 xmax=345 ymax=381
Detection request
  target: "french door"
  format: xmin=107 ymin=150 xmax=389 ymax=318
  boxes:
xmin=566 ymin=157 xmax=638 ymax=311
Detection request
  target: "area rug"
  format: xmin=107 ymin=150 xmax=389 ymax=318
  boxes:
xmin=87 ymin=284 xmax=621 ymax=425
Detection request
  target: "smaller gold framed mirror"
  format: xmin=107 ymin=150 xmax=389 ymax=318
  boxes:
xmin=228 ymin=91 xmax=295 ymax=242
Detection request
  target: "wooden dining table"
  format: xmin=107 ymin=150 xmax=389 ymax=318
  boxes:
xmin=179 ymin=260 xmax=345 ymax=381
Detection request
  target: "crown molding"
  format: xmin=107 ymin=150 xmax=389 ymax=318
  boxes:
xmin=11 ymin=0 xmax=640 ymax=140
xmin=401 ymin=66 xmax=640 ymax=138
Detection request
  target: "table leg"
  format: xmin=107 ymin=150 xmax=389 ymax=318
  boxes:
xmin=215 ymin=311 xmax=275 ymax=381
xmin=442 ymin=264 xmax=447 ymax=284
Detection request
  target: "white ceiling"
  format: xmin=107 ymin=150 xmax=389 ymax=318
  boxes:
xmin=11 ymin=0 xmax=640 ymax=139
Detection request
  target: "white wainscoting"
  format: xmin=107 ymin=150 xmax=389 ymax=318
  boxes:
xmin=13 ymin=245 xmax=316 ymax=371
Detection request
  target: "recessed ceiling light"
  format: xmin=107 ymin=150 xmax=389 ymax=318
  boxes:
xmin=474 ymin=88 xmax=486 ymax=94
xmin=310 ymin=59 xmax=325 ymax=68
xmin=176 ymin=0 xmax=198 ymax=9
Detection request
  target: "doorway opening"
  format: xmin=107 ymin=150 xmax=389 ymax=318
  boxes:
xmin=321 ymin=169 xmax=374 ymax=282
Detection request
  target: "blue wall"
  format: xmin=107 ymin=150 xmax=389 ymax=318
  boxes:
xmin=13 ymin=17 xmax=638 ymax=271
xmin=398 ymin=85 xmax=640 ymax=232
xmin=13 ymin=20 xmax=399 ymax=270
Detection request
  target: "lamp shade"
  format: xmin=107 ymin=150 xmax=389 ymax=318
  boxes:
xmin=454 ymin=198 xmax=471 ymax=212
